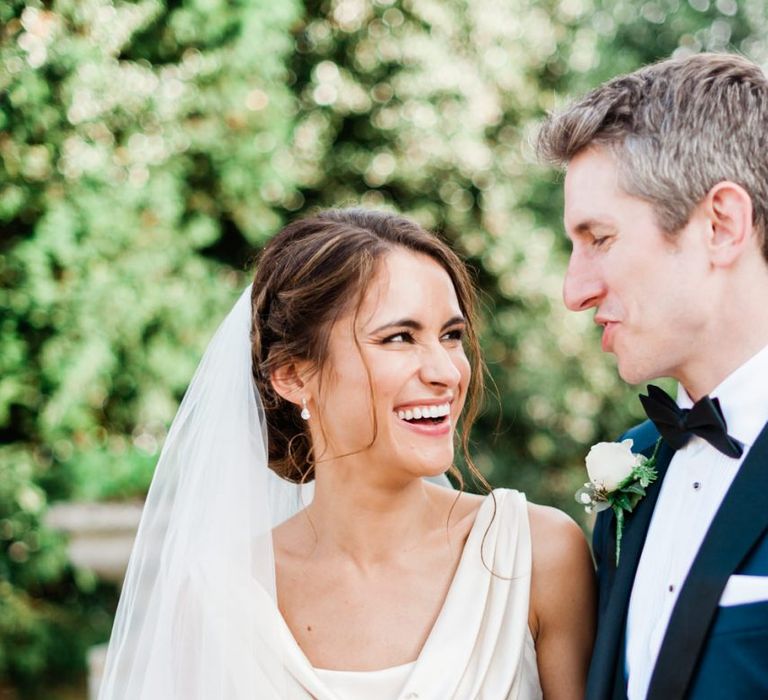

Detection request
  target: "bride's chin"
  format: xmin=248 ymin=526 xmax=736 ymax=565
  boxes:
xmin=407 ymin=454 xmax=454 ymax=479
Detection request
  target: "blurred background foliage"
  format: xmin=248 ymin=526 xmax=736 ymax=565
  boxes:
xmin=1 ymin=0 xmax=767 ymax=694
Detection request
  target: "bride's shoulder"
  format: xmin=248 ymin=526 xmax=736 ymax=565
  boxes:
xmin=425 ymin=483 xmax=479 ymax=518
xmin=437 ymin=487 xmax=528 ymax=528
xmin=526 ymin=502 xmax=594 ymax=614
xmin=526 ymin=501 xmax=589 ymax=565
xmin=272 ymin=508 xmax=315 ymax=564
xmin=526 ymin=501 xmax=596 ymax=644
xmin=424 ymin=484 xmax=487 ymax=543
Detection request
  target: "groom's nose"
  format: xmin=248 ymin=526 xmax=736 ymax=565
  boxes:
xmin=563 ymin=251 xmax=604 ymax=312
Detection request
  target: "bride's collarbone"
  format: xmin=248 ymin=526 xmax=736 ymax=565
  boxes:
xmin=273 ymin=487 xmax=484 ymax=567
xmin=274 ymin=494 xmax=485 ymax=670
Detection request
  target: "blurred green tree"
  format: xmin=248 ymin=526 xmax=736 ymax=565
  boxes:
xmin=1 ymin=0 xmax=300 ymax=691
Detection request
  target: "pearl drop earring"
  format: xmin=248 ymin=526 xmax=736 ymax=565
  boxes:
xmin=300 ymin=397 xmax=311 ymax=420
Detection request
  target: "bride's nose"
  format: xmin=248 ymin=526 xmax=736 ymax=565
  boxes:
xmin=418 ymin=343 xmax=461 ymax=387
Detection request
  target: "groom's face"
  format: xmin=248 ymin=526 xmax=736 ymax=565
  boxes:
xmin=561 ymin=147 xmax=711 ymax=385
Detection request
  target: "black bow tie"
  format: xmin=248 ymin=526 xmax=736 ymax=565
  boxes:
xmin=639 ymin=384 xmax=744 ymax=458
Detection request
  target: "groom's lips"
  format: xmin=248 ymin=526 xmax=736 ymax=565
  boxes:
xmin=598 ymin=321 xmax=619 ymax=352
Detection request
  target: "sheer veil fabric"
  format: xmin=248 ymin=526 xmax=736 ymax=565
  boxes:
xmin=98 ymin=287 xmax=307 ymax=699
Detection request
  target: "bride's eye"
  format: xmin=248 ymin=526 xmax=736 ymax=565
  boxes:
xmin=382 ymin=331 xmax=414 ymax=344
xmin=441 ymin=328 xmax=464 ymax=342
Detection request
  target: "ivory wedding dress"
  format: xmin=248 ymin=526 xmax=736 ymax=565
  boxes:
xmin=268 ymin=488 xmax=543 ymax=699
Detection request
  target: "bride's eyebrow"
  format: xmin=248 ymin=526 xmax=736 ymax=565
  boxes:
xmin=369 ymin=315 xmax=466 ymax=334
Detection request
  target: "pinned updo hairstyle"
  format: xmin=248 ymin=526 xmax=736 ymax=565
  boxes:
xmin=250 ymin=208 xmax=484 ymax=483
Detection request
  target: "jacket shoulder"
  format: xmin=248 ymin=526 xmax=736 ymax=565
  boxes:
xmin=620 ymin=419 xmax=661 ymax=455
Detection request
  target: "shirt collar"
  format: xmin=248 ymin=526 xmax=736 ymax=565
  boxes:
xmin=676 ymin=343 xmax=768 ymax=449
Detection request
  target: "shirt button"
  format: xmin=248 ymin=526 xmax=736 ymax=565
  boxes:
xmin=668 ymin=584 xmax=675 ymax=592
xmin=693 ymin=481 xmax=701 ymax=490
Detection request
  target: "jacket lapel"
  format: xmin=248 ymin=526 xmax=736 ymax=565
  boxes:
xmin=646 ymin=420 xmax=768 ymax=699
xmin=588 ymin=438 xmax=675 ymax=700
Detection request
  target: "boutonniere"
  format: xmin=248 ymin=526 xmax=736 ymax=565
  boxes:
xmin=575 ymin=438 xmax=661 ymax=565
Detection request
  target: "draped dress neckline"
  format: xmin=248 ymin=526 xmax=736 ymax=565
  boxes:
xmin=262 ymin=489 xmax=542 ymax=700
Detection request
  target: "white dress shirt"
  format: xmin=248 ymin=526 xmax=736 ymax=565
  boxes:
xmin=625 ymin=343 xmax=768 ymax=700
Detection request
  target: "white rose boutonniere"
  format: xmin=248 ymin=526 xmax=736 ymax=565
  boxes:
xmin=575 ymin=438 xmax=661 ymax=565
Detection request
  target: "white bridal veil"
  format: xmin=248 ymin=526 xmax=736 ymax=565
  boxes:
xmin=98 ymin=286 xmax=308 ymax=699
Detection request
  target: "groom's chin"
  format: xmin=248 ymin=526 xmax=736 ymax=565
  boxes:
xmin=615 ymin=358 xmax=656 ymax=387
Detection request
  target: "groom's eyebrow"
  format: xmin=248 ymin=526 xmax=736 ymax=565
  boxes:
xmin=573 ymin=219 xmax=617 ymax=236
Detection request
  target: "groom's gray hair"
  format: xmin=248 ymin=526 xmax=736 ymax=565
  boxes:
xmin=537 ymin=52 xmax=768 ymax=260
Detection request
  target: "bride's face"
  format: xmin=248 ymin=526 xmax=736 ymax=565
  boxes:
xmin=309 ymin=247 xmax=470 ymax=480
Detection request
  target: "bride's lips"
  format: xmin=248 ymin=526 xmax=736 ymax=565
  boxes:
xmin=393 ymin=399 xmax=453 ymax=436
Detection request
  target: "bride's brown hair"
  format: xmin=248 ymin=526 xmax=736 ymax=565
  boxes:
xmin=250 ymin=208 xmax=486 ymax=487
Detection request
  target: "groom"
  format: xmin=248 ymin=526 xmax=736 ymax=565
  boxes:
xmin=537 ymin=53 xmax=768 ymax=699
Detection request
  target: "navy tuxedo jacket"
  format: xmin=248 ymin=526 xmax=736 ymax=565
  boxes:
xmin=586 ymin=419 xmax=768 ymax=700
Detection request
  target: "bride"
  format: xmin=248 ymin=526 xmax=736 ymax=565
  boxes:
xmin=98 ymin=208 xmax=595 ymax=699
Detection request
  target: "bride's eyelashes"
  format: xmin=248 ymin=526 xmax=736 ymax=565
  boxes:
xmin=381 ymin=330 xmax=415 ymax=344
xmin=441 ymin=327 xmax=465 ymax=343
xmin=378 ymin=327 xmax=465 ymax=345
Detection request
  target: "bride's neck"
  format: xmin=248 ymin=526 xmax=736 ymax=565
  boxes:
xmin=307 ymin=472 xmax=443 ymax=565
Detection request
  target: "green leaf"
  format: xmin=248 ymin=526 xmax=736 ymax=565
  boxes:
xmin=613 ymin=493 xmax=632 ymax=511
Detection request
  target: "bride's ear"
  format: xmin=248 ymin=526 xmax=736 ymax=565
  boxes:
xmin=270 ymin=361 xmax=312 ymax=406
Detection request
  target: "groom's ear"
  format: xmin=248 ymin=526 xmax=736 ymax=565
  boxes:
xmin=703 ymin=181 xmax=755 ymax=267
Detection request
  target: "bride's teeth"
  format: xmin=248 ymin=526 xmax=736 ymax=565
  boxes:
xmin=396 ymin=403 xmax=451 ymax=421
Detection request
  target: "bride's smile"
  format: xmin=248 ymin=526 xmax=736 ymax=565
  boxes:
xmin=394 ymin=399 xmax=453 ymax=436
